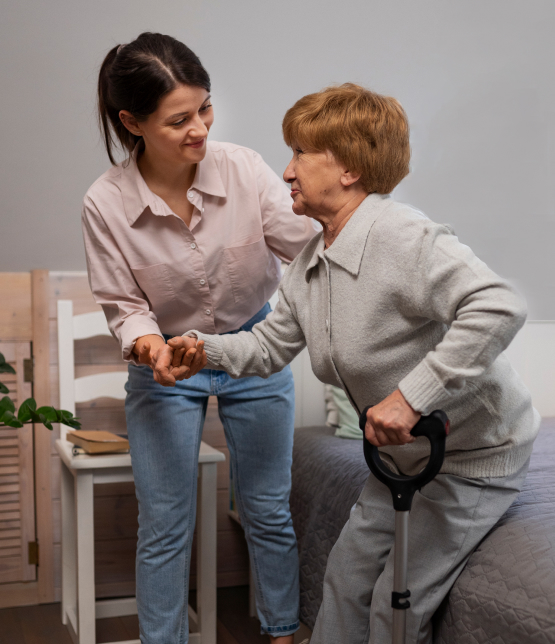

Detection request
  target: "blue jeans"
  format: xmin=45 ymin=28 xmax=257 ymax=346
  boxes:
xmin=125 ymin=304 xmax=299 ymax=643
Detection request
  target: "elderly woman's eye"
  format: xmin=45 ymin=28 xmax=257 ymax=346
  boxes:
xmin=296 ymin=148 xmax=304 ymax=155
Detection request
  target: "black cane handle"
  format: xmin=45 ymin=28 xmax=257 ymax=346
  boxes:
xmin=358 ymin=406 xmax=449 ymax=511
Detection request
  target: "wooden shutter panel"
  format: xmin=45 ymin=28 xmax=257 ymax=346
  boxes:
xmin=0 ymin=342 xmax=36 ymax=583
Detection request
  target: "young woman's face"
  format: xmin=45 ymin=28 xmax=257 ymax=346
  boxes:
xmin=120 ymin=84 xmax=214 ymax=165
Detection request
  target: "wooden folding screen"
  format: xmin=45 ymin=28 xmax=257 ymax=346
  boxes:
xmin=0 ymin=342 xmax=36 ymax=584
xmin=0 ymin=271 xmax=52 ymax=607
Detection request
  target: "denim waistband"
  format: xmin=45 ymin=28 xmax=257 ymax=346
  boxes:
xmin=162 ymin=302 xmax=271 ymax=342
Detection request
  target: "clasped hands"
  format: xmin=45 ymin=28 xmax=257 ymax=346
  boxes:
xmin=134 ymin=334 xmax=207 ymax=386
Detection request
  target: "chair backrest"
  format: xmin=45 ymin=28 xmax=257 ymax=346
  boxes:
xmin=57 ymin=300 xmax=128 ymax=442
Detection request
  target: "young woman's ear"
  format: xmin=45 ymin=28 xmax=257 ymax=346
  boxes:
xmin=119 ymin=110 xmax=142 ymax=136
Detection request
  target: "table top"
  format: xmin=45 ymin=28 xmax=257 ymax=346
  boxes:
xmin=56 ymin=438 xmax=225 ymax=470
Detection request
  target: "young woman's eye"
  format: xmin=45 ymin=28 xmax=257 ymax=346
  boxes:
xmin=200 ymin=103 xmax=212 ymax=112
xmin=172 ymin=118 xmax=187 ymax=127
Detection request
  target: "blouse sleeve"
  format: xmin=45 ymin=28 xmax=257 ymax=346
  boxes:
xmin=253 ymin=151 xmax=318 ymax=263
xmin=81 ymin=195 xmax=164 ymax=363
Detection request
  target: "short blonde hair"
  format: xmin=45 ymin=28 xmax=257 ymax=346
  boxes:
xmin=282 ymin=83 xmax=410 ymax=194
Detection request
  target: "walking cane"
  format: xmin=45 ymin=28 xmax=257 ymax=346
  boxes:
xmin=358 ymin=407 xmax=449 ymax=644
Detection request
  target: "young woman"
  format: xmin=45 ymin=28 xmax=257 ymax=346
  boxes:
xmin=82 ymin=32 xmax=316 ymax=644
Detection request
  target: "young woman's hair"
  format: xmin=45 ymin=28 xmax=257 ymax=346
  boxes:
xmin=282 ymin=83 xmax=410 ymax=194
xmin=98 ymin=32 xmax=211 ymax=164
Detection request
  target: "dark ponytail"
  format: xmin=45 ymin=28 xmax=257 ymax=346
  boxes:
xmin=97 ymin=33 xmax=211 ymax=164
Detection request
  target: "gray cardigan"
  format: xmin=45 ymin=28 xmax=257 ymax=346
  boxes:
xmin=190 ymin=193 xmax=540 ymax=478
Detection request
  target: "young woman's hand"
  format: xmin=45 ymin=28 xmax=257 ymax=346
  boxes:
xmin=167 ymin=336 xmax=207 ymax=380
xmin=134 ymin=335 xmax=177 ymax=386
xmin=362 ymin=389 xmax=421 ymax=447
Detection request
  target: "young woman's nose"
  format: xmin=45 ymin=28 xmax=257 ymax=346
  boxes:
xmin=190 ymin=114 xmax=209 ymax=138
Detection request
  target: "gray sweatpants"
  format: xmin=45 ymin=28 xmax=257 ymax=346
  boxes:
xmin=311 ymin=459 xmax=529 ymax=644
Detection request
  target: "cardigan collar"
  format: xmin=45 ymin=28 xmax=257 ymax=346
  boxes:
xmin=305 ymin=193 xmax=392 ymax=277
xmin=119 ymin=142 xmax=227 ymax=226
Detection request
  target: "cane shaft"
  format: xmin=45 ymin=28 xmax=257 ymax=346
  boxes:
xmin=392 ymin=511 xmax=409 ymax=644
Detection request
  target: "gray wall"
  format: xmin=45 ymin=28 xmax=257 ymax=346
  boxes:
xmin=1 ymin=0 xmax=554 ymax=318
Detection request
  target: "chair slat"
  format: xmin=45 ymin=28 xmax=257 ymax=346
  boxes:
xmin=73 ymin=311 xmax=111 ymax=340
xmin=74 ymin=372 xmax=128 ymax=403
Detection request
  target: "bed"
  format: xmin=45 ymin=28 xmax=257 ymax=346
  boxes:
xmin=290 ymin=418 xmax=555 ymax=642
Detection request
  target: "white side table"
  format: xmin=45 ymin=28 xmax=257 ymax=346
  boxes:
xmin=56 ymin=439 xmax=225 ymax=644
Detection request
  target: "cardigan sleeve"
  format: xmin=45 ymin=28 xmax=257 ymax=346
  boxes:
xmin=395 ymin=220 xmax=527 ymax=414
xmin=185 ymin=269 xmax=307 ymax=379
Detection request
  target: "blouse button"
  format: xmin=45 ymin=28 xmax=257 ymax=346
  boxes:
xmin=190 ymin=243 xmax=197 ymax=249
xmin=200 ymin=279 xmax=206 ymax=286
xmin=188 ymin=190 xmax=194 ymax=199
xmin=205 ymin=309 xmax=211 ymax=315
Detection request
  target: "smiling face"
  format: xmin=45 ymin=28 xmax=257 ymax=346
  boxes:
xmin=119 ymin=84 xmax=214 ymax=166
xmin=283 ymin=146 xmax=353 ymax=220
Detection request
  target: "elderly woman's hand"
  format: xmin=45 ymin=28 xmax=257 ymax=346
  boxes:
xmin=363 ymin=389 xmax=421 ymax=447
xmin=167 ymin=336 xmax=207 ymax=380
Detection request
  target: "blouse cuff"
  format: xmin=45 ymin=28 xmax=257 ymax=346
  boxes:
xmin=183 ymin=331 xmax=224 ymax=369
xmin=398 ymin=360 xmax=450 ymax=416
xmin=120 ymin=318 xmax=164 ymax=365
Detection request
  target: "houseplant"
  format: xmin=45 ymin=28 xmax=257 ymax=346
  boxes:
xmin=0 ymin=351 xmax=80 ymax=430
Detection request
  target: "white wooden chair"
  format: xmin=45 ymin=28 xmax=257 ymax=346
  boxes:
xmin=55 ymin=299 xmax=224 ymax=644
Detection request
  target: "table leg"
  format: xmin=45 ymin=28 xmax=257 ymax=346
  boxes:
xmin=61 ymin=462 xmax=76 ymax=626
xmin=197 ymin=462 xmax=217 ymax=644
xmin=75 ymin=471 xmax=96 ymax=644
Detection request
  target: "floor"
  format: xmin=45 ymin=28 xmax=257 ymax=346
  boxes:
xmin=0 ymin=586 xmax=270 ymax=644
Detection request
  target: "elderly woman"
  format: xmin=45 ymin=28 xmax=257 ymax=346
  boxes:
xmin=173 ymin=84 xmax=540 ymax=644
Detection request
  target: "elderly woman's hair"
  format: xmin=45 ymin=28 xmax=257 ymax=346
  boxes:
xmin=282 ymin=83 xmax=410 ymax=194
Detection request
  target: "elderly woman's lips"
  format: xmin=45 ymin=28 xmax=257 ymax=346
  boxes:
xmin=290 ymin=189 xmax=300 ymax=197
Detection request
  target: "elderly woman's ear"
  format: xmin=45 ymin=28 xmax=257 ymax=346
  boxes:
xmin=340 ymin=168 xmax=364 ymax=188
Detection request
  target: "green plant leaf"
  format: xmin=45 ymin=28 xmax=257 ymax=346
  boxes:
xmin=0 ymin=394 xmax=80 ymax=431
xmin=35 ymin=407 xmax=58 ymax=423
xmin=57 ymin=409 xmax=81 ymax=429
xmin=0 ymin=353 xmax=16 ymax=375
xmin=0 ymin=410 xmax=24 ymax=428
xmin=0 ymin=396 xmax=16 ymax=416
xmin=18 ymin=398 xmax=37 ymax=423
xmin=0 ymin=382 xmax=8 ymax=394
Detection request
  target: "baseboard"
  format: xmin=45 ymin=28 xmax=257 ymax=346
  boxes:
xmin=504 ymin=320 xmax=555 ymax=416
xmin=0 ymin=581 xmax=40 ymax=608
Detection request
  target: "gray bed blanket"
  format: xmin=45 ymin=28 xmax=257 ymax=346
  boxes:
xmin=291 ymin=420 xmax=555 ymax=641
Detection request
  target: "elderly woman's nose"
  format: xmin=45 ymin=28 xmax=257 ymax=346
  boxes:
xmin=283 ymin=158 xmax=296 ymax=183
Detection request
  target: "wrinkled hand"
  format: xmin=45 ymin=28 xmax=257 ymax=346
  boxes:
xmin=167 ymin=336 xmax=207 ymax=380
xmin=363 ymin=389 xmax=421 ymax=447
xmin=135 ymin=335 xmax=178 ymax=387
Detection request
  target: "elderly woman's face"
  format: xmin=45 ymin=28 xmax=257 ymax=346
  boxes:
xmin=283 ymin=146 xmax=349 ymax=219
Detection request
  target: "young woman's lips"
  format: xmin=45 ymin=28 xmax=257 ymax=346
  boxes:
xmin=186 ymin=139 xmax=205 ymax=149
